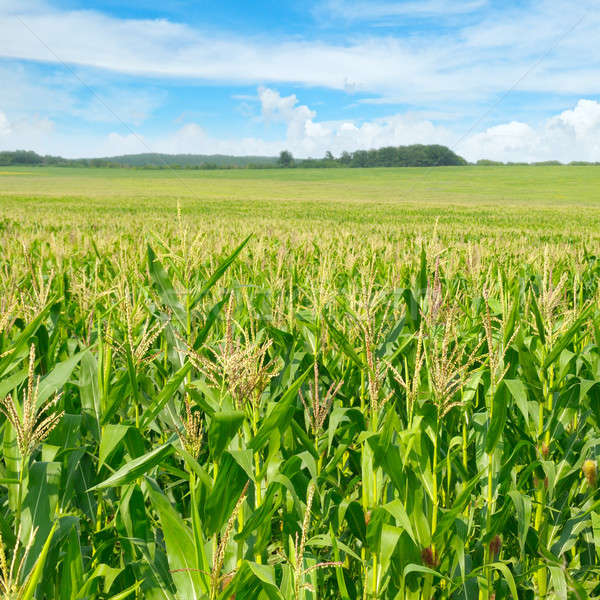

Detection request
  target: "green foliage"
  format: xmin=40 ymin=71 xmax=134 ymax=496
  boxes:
xmin=277 ymin=150 xmax=295 ymax=167
xmin=1 ymin=167 xmax=600 ymax=598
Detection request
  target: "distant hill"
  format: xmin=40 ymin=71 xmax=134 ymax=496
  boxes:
xmin=0 ymin=150 xmax=277 ymax=168
xmin=103 ymin=153 xmax=278 ymax=168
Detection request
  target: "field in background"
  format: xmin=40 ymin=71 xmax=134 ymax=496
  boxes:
xmin=2 ymin=166 xmax=600 ymax=244
xmin=1 ymin=165 xmax=600 ymax=599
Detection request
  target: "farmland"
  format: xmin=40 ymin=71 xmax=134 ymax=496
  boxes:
xmin=1 ymin=165 xmax=600 ymax=599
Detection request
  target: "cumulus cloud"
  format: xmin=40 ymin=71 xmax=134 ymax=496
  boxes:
xmin=3 ymin=88 xmax=600 ymax=163
xmin=246 ymin=87 xmax=452 ymax=157
xmin=151 ymin=95 xmax=600 ymax=162
xmin=458 ymin=100 xmax=600 ymax=162
xmin=259 ymin=88 xmax=315 ymax=125
xmin=255 ymin=87 xmax=453 ymax=156
xmin=258 ymin=87 xmax=321 ymax=143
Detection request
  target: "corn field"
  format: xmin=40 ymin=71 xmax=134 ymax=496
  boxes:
xmin=1 ymin=194 xmax=600 ymax=599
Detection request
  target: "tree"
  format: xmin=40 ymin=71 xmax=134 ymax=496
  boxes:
xmin=277 ymin=150 xmax=294 ymax=167
xmin=378 ymin=146 xmax=398 ymax=167
xmin=351 ymin=150 xmax=369 ymax=168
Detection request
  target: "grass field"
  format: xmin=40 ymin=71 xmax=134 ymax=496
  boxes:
xmin=2 ymin=166 xmax=600 ymax=243
xmin=1 ymin=166 xmax=600 ymax=599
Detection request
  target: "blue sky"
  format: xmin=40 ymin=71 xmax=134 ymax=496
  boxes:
xmin=1 ymin=0 xmax=599 ymax=161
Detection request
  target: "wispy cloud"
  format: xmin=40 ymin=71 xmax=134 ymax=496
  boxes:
xmin=315 ymin=0 xmax=488 ymax=22
xmin=0 ymin=0 xmax=597 ymax=104
xmin=0 ymin=62 xmax=164 ymax=126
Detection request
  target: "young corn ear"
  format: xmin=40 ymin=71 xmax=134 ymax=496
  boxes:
xmin=583 ymin=459 xmax=597 ymax=489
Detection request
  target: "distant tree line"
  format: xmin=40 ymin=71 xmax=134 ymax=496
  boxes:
xmin=475 ymin=159 xmax=600 ymax=166
xmin=0 ymin=150 xmax=278 ymax=169
xmin=0 ymin=150 xmax=121 ymax=168
xmin=278 ymin=145 xmax=467 ymax=168
xmin=0 ymin=146 xmax=470 ymax=169
xmin=103 ymin=153 xmax=278 ymax=168
xmin=2 ymin=148 xmax=599 ymax=169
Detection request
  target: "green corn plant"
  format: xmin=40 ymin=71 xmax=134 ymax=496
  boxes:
xmin=2 ymin=178 xmax=600 ymax=599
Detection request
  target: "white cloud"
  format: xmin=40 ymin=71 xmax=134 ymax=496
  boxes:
xmin=0 ymin=63 xmax=75 ymax=116
xmin=74 ymin=89 xmax=165 ymax=126
xmin=101 ymin=122 xmax=280 ymax=157
xmin=252 ymin=87 xmax=454 ymax=156
xmin=102 ymin=132 xmax=148 ymax=156
xmin=258 ymin=87 xmax=319 ymax=142
xmin=0 ymin=111 xmax=56 ymax=152
xmin=549 ymin=99 xmax=600 ymax=140
xmin=458 ymin=122 xmax=538 ymax=162
xmin=317 ymin=0 xmax=487 ymax=21
xmin=458 ymin=100 xmax=600 ymax=162
xmin=0 ymin=0 xmax=599 ymax=104
xmin=0 ymin=0 xmax=44 ymax=14
xmin=100 ymin=87 xmax=455 ymax=159
xmin=0 ymin=63 xmax=164 ymax=129
xmin=136 ymin=95 xmax=600 ymax=162
xmin=0 ymin=111 xmax=11 ymax=136
xmin=3 ymin=86 xmax=600 ymax=163
xmin=259 ymin=88 xmax=315 ymax=124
